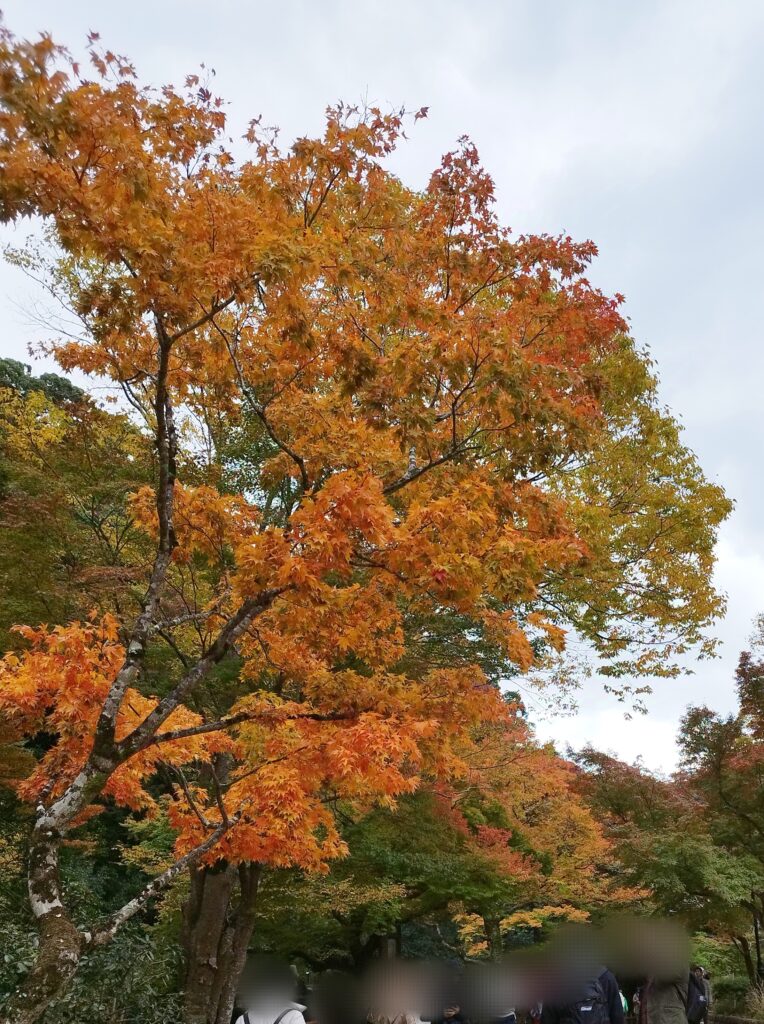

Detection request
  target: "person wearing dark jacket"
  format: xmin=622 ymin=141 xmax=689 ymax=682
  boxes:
xmin=600 ymin=969 xmax=626 ymax=1024
xmin=434 ymin=1006 xmax=470 ymax=1024
xmin=541 ymin=968 xmax=625 ymax=1024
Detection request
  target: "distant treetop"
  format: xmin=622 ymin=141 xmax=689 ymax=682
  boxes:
xmin=0 ymin=356 xmax=84 ymax=405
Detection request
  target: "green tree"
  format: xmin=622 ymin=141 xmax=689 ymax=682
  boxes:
xmin=0 ymin=377 xmax=150 ymax=646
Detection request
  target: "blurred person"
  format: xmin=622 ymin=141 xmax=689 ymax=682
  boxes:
xmin=539 ymin=928 xmax=622 ymax=1024
xmin=639 ymin=964 xmax=707 ymax=1024
xmin=494 ymin=1009 xmax=517 ymax=1024
xmin=541 ymin=966 xmax=624 ymax=1024
xmin=434 ymin=1003 xmax=470 ymax=1024
xmin=631 ymin=989 xmax=641 ymax=1022
xmin=626 ymin=987 xmax=639 ymax=1019
xmin=311 ymin=970 xmax=363 ymax=1024
xmin=701 ymin=972 xmax=712 ymax=1019
xmin=234 ymin=958 xmax=308 ymax=1024
xmin=460 ymin=960 xmax=519 ymax=1024
xmin=605 ymin=918 xmax=692 ymax=1024
xmin=688 ymin=966 xmax=709 ymax=1024
xmin=638 ymin=977 xmax=688 ymax=1024
xmin=364 ymin=960 xmax=430 ymax=1024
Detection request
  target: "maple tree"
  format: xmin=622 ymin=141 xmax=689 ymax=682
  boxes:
xmin=0 ymin=22 xmax=730 ymax=1024
xmin=251 ymin=716 xmax=623 ymax=970
xmin=439 ymin=719 xmax=633 ymax=959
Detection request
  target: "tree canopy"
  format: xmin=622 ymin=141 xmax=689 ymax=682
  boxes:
xmin=0 ymin=22 xmax=732 ymax=1024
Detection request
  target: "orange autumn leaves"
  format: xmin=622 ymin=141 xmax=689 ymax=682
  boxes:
xmin=0 ymin=22 xmax=729 ymax=890
xmin=0 ymin=617 xmax=229 ymax=812
xmin=0 ymin=613 xmax=500 ymax=870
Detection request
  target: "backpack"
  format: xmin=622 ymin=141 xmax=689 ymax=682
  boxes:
xmin=244 ymin=1011 xmax=293 ymax=1024
xmin=560 ymin=976 xmax=609 ymax=1024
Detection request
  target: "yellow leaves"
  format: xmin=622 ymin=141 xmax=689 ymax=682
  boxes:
xmin=0 ymin=824 xmax=25 ymax=879
xmin=234 ymin=529 xmax=293 ymax=596
xmin=477 ymin=608 xmax=568 ymax=678
xmin=500 ymin=905 xmax=590 ymax=931
xmin=452 ymin=913 xmax=487 ymax=958
xmin=506 ymin=619 xmax=536 ymax=672
xmin=310 ymin=875 xmax=408 ymax=915
xmin=0 ymin=387 xmax=69 ymax=463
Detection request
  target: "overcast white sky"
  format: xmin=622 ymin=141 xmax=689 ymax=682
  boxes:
xmin=2 ymin=0 xmax=763 ymax=773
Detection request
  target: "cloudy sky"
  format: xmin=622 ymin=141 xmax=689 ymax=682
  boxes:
xmin=2 ymin=0 xmax=763 ymax=772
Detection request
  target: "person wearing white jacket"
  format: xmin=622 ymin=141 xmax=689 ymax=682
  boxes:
xmin=234 ymin=960 xmax=308 ymax=1024
xmin=233 ymin=1001 xmax=307 ymax=1024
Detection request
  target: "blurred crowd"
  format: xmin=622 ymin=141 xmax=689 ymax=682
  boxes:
xmin=233 ymin=921 xmax=713 ymax=1024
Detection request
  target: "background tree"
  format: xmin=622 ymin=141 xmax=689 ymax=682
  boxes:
xmin=0 ymin=368 xmax=150 ymax=647
xmin=248 ymin=719 xmax=626 ymax=970
xmin=676 ymin=622 xmax=764 ymax=987
xmin=574 ymin=680 xmax=764 ymax=993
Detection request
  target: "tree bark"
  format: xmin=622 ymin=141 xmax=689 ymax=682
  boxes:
xmin=182 ymin=861 xmax=262 ymax=1024
xmin=212 ymin=864 xmax=261 ymax=1024
xmin=483 ymin=915 xmax=503 ymax=959
xmin=1 ymin=911 xmax=83 ymax=1024
xmin=1 ymin=826 xmax=85 ymax=1024
xmin=733 ymin=934 xmax=757 ymax=988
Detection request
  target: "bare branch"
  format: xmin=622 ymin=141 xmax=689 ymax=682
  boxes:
xmin=209 ymin=313 xmax=311 ymax=491
xmin=306 ymin=168 xmax=342 ymax=228
xmin=151 ymin=603 xmax=226 ymax=634
xmin=382 ymin=432 xmax=480 ymax=496
xmin=119 ymin=587 xmax=291 ymax=756
xmin=167 ymin=293 xmax=238 ymax=342
xmin=166 ymin=763 xmax=214 ymax=830
xmin=209 ymin=760 xmax=230 ymax=827
xmin=87 ymin=813 xmax=240 ymax=946
xmin=143 ymin=707 xmax=360 ymax=749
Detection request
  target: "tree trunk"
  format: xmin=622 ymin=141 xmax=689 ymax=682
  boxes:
xmin=483 ymin=915 xmax=503 ymax=959
xmin=1 ymin=826 xmax=85 ymax=1024
xmin=733 ymin=934 xmax=757 ymax=988
xmin=1 ymin=911 xmax=83 ymax=1024
xmin=182 ymin=861 xmax=261 ymax=1024
xmin=211 ymin=865 xmax=261 ymax=1024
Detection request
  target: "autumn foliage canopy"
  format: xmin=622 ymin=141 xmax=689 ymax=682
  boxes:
xmin=0 ymin=22 xmax=731 ymax=1023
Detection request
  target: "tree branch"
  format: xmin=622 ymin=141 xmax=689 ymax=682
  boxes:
xmin=143 ymin=708 xmax=360 ymax=749
xmin=382 ymin=432 xmax=479 ymax=496
xmin=211 ymin=314 xmax=311 ymax=491
xmin=87 ymin=814 xmax=240 ymax=947
xmin=91 ymin=321 xmax=178 ymax=757
xmin=119 ymin=587 xmax=291 ymax=756
xmin=168 ymin=293 xmax=238 ymax=342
